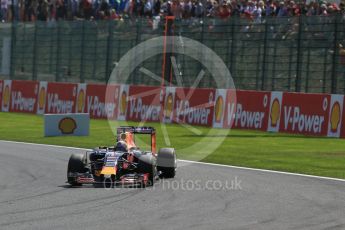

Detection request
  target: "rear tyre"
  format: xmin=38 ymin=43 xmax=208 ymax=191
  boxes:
xmin=157 ymin=148 xmax=176 ymax=178
xmin=138 ymin=155 xmax=156 ymax=187
xmin=67 ymin=153 xmax=86 ymax=186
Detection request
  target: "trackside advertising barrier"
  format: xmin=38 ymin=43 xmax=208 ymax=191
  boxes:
xmin=127 ymin=86 xmax=164 ymax=122
xmin=1 ymin=80 xmax=11 ymax=112
xmin=163 ymin=87 xmax=176 ymax=124
xmin=2 ymin=80 xmax=345 ymax=138
xmin=213 ymin=89 xmax=228 ymax=128
xmin=75 ymin=83 xmax=86 ymax=114
xmin=10 ymin=80 xmax=39 ymax=113
xmin=171 ymin=87 xmax=215 ymax=126
xmin=328 ymin=94 xmax=343 ymax=138
xmin=83 ymin=83 xmax=120 ymax=119
xmin=45 ymin=82 xmax=77 ymax=114
xmin=0 ymin=80 xmax=3 ymax=110
xmin=37 ymin=81 xmax=48 ymax=114
xmin=214 ymin=89 xmax=236 ymax=129
xmin=117 ymin=85 xmax=129 ymax=121
xmin=44 ymin=113 xmax=90 ymax=136
xmin=267 ymin=91 xmax=283 ymax=133
xmin=277 ymin=93 xmax=330 ymax=136
xmin=231 ymin=90 xmax=270 ymax=131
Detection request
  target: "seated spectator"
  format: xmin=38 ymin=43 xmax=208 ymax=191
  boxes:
xmin=143 ymin=0 xmax=152 ymax=17
xmin=110 ymin=8 xmax=120 ymax=19
xmin=181 ymin=0 xmax=191 ymax=19
xmin=171 ymin=0 xmax=182 ymax=19
xmin=37 ymin=0 xmax=48 ymax=21
xmin=56 ymin=0 xmax=66 ymax=20
xmin=81 ymin=0 xmax=92 ymax=19
xmin=229 ymin=0 xmax=240 ymax=17
xmin=152 ymin=0 xmax=160 ymax=16
xmin=253 ymin=1 xmax=264 ymax=23
xmin=218 ymin=2 xmax=230 ymax=19
xmin=277 ymin=1 xmax=288 ymax=17
xmin=194 ymin=0 xmax=204 ymax=18
xmin=320 ymin=4 xmax=328 ymax=16
xmin=0 ymin=0 xmax=8 ymax=22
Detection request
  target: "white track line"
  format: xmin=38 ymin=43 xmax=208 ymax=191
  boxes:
xmin=1 ymin=140 xmax=345 ymax=183
xmin=0 ymin=140 xmax=89 ymax=151
xmin=179 ymin=159 xmax=345 ymax=183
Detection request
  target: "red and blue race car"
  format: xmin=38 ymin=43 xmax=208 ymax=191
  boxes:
xmin=67 ymin=126 xmax=177 ymax=187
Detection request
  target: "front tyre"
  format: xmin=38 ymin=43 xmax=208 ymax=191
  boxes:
xmin=67 ymin=153 xmax=86 ymax=186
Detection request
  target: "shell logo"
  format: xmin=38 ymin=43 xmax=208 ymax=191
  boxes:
xmin=214 ymin=95 xmax=224 ymax=123
xmin=164 ymin=93 xmax=173 ymax=119
xmin=58 ymin=117 xmax=77 ymax=134
xmin=270 ymin=98 xmax=280 ymax=127
xmin=120 ymin=91 xmax=127 ymax=115
xmin=77 ymin=89 xmax=85 ymax=113
xmin=38 ymin=87 xmax=46 ymax=110
xmin=330 ymin=101 xmax=341 ymax=133
xmin=2 ymin=85 xmax=10 ymax=108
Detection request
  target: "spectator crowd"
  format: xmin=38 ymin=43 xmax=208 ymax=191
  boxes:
xmin=0 ymin=0 xmax=344 ymax=22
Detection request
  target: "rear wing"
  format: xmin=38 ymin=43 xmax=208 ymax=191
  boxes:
xmin=116 ymin=126 xmax=156 ymax=154
xmin=116 ymin=126 xmax=155 ymax=135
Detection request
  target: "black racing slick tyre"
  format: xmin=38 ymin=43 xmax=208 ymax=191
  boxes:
xmin=157 ymin=148 xmax=176 ymax=178
xmin=67 ymin=153 xmax=86 ymax=186
xmin=138 ymin=155 xmax=156 ymax=187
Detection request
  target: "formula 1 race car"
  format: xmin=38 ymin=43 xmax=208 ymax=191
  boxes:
xmin=66 ymin=126 xmax=177 ymax=187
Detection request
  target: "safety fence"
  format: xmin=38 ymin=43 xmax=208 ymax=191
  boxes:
xmin=0 ymin=15 xmax=345 ymax=93
xmin=0 ymin=79 xmax=344 ymax=138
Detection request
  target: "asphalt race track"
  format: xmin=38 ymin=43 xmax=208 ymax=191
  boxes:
xmin=0 ymin=141 xmax=345 ymax=230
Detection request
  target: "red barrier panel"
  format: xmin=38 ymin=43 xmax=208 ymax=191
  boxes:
xmin=75 ymin=83 xmax=86 ymax=114
xmin=127 ymin=85 xmax=163 ymax=122
xmin=85 ymin=83 xmax=120 ymax=119
xmin=213 ymin=89 xmax=236 ymax=129
xmin=46 ymin=82 xmax=77 ymax=114
xmin=172 ymin=87 xmax=215 ymax=126
xmin=232 ymin=90 xmax=270 ymax=131
xmin=36 ymin=81 xmax=48 ymax=114
xmin=213 ymin=89 xmax=228 ymax=128
xmin=278 ymin=92 xmax=330 ymax=136
xmin=267 ymin=91 xmax=283 ymax=132
xmin=0 ymin=80 xmax=3 ymax=111
xmin=9 ymin=80 xmax=39 ymax=113
xmin=327 ymin=94 xmax=343 ymax=138
xmin=162 ymin=87 xmax=175 ymax=124
xmin=1 ymin=80 xmax=11 ymax=112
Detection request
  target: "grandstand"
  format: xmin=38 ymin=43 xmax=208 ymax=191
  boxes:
xmin=0 ymin=13 xmax=345 ymax=93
